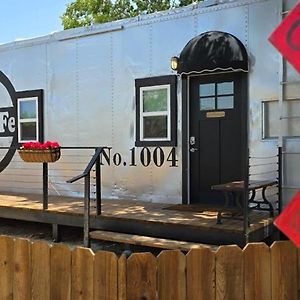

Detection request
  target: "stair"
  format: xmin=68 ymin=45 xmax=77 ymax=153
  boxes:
xmin=90 ymin=230 xmax=217 ymax=251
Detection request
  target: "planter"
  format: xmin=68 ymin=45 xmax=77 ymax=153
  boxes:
xmin=18 ymin=148 xmax=61 ymax=163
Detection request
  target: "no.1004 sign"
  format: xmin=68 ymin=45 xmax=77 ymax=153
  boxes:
xmin=100 ymin=147 xmax=178 ymax=168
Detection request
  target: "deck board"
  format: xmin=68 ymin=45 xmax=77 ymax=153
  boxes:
xmin=0 ymin=193 xmax=273 ymax=235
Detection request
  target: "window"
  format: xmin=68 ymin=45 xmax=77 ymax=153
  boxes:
xmin=199 ymin=81 xmax=234 ymax=111
xmin=135 ymin=75 xmax=177 ymax=146
xmin=17 ymin=90 xmax=43 ymax=143
xmin=262 ymin=99 xmax=300 ymax=139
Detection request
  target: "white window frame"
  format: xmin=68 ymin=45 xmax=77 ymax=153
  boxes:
xmin=18 ymin=97 xmax=39 ymax=143
xmin=139 ymin=84 xmax=171 ymax=142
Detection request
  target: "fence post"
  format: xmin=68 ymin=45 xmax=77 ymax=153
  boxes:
xmin=84 ymin=173 xmax=91 ymax=248
xmin=43 ymin=163 xmax=48 ymax=210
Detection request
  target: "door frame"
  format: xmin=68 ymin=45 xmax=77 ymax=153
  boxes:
xmin=181 ymin=72 xmax=249 ymax=204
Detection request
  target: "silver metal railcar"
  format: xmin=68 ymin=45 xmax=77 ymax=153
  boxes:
xmin=0 ymin=0 xmax=298 ymax=208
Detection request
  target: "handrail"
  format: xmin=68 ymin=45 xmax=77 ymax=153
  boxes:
xmin=66 ymin=146 xmax=104 ymax=247
xmin=67 ymin=147 xmax=103 ymax=183
xmin=0 ymin=145 xmax=105 ymax=248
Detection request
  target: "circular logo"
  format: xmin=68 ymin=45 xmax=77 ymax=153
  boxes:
xmin=0 ymin=71 xmax=17 ymax=172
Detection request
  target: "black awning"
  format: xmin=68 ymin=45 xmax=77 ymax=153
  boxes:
xmin=177 ymin=31 xmax=248 ymax=74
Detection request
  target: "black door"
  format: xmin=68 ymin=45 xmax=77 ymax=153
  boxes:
xmin=189 ymin=73 xmax=245 ymax=204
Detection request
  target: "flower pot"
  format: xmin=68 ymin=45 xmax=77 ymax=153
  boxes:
xmin=18 ymin=148 xmax=61 ymax=163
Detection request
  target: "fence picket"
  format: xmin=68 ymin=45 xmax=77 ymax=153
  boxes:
xmin=72 ymin=247 xmax=94 ymax=300
xmin=13 ymin=238 xmax=31 ymax=300
xmin=0 ymin=234 xmax=297 ymax=299
xmin=31 ymin=240 xmax=51 ymax=300
xmin=157 ymin=250 xmax=186 ymax=300
xmin=118 ymin=254 xmax=127 ymax=300
xmin=271 ymin=241 xmax=297 ymax=300
xmin=0 ymin=236 xmax=14 ymax=300
xmin=244 ymin=243 xmax=271 ymax=300
xmin=186 ymin=247 xmax=215 ymax=300
xmin=50 ymin=244 xmax=71 ymax=300
xmin=93 ymin=251 xmax=117 ymax=300
xmin=127 ymin=253 xmax=157 ymax=300
xmin=216 ymin=245 xmax=243 ymax=300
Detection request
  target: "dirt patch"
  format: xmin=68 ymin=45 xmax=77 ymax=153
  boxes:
xmin=0 ymin=218 xmax=162 ymax=255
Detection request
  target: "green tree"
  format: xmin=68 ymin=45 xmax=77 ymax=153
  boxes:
xmin=61 ymin=0 xmax=201 ymax=29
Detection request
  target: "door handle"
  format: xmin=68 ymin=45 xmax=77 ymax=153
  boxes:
xmin=190 ymin=136 xmax=196 ymax=145
xmin=190 ymin=147 xmax=198 ymax=153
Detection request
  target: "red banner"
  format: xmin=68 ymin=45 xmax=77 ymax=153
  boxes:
xmin=275 ymin=191 xmax=300 ymax=247
xmin=269 ymin=2 xmax=300 ymax=73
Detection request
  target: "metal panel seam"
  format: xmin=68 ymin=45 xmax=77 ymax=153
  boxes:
xmin=109 ymin=32 xmax=116 ymax=194
xmin=75 ymin=39 xmax=79 ymax=146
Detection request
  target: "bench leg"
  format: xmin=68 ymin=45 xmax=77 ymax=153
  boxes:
xmin=217 ymin=212 xmax=222 ymax=224
xmin=248 ymin=189 xmax=256 ymax=204
xmin=248 ymin=187 xmax=275 ymax=217
xmin=235 ymin=192 xmax=244 ymax=214
xmin=262 ymin=187 xmax=274 ymax=217
xmin=216 ymin=192 xmax=231 ymax=225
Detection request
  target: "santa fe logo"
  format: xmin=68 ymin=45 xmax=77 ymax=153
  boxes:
xmin=0 ymin=109 xmax=16 ymax=136
xmin=0 ymin=71 xmax=19 ymax=172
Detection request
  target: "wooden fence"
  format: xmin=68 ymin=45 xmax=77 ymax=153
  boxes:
xmin=0 ymin=236 xmax=298 ymax=300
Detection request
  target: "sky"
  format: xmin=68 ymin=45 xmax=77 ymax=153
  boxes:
xmin=0 ymin=0 xmax=71 ymax=45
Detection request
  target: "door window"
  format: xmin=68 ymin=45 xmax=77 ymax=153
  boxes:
xmin=217 ymin=96 xmax=234 ymax=109
xmin=199 ymin=81 xmax=234 ymax=111
xmin=200 ymin=97 xmax=215 ymax=110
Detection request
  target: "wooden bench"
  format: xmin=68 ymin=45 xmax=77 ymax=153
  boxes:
xmin=90 ymin=230 xmax=216 ymax=252
xmin=211 ymin=180 xmax=277 ymax=224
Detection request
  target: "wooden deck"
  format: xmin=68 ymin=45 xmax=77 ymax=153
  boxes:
xmin=0 ymin=193 xmax=276 ymax=246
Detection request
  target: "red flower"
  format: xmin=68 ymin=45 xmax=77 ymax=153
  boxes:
xmin=21 ymin=141 xmax=60 ymax=150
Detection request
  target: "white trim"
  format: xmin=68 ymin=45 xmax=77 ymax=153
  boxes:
xmin=142 ymin=111 xmax=168 ymax=117
xmin=17 ymin=97 xmax=39 ymax=143
xmin=139 ymin=84 xmax=171 ymax=142
xmin=178 ymin=68 xmax=248 ymax=77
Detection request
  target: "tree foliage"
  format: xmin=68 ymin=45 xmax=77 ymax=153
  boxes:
xmin=61 ymin=0 xmax=202 ymax=29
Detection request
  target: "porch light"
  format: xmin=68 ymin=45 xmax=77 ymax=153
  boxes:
xmin=171 ymin=56 xmax=179 ymax=70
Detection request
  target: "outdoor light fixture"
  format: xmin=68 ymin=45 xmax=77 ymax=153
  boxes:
xmin=171 ymin=56 xmax=179 ymax=70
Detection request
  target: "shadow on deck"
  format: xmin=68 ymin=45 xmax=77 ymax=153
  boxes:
xmin=0 ymin=192 xmax=275 ymax=247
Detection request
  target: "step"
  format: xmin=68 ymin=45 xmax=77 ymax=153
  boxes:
xmin=90 ymin=230 xmax=217 ymax=252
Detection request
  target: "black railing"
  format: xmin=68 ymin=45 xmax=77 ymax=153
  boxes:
xmin=67 ymin=147 xmax=103 ymax=247
xmin=238 ymin=147 xmax=282 ymax=243
xmin=0 ymin=145 xmax=105 ymax=247
xmin=244 ymin=146 xmax=282 ymax=236
xmin=243 ymin=147 xmax=250 ymax=243
xmin=0 ymin=145 xmax=284 ymax=246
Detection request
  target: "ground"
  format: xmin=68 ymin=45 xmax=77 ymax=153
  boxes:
xmin=0 ymin=218 xmax=162 ymax=255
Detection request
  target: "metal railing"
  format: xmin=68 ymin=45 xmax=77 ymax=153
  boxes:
xmin=243 ymin=147 xmax=282 ymax=242
xmin=67 ymin=147 xmax=104 ymax=247
xmin=0 ymin=145 xmax=105 ymax=247
xmin=248 ymin=147 xmax=282 ymax=212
